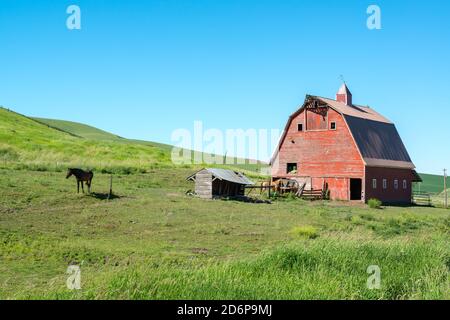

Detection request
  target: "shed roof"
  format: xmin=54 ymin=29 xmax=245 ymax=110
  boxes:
xmin=187 ymin=168 xmax=254 ymax=185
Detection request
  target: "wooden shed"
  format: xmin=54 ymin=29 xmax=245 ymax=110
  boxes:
xmin=187 ymin=168 xmax=254 ymax=199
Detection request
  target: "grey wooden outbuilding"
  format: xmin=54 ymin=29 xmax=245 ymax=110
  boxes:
xmin=186 ymin=168 xmax=254 ymax=199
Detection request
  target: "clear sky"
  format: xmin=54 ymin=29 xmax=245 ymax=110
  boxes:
xmin=1 ymin=0 xmax=449 ymax=174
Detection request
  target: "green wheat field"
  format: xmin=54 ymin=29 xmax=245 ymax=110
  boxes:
xmin=0 ymin=107 xmax=449 ymax=299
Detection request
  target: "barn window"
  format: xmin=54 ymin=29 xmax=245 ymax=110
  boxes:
xmin=287 ymin=163 xmax=297 ymax=174
xmin=330 ymin=121 xmax=336 ymax=130
xmin=298 ymin=123 xmax=303 ymax=131
xmin=403 ymin=179 xmax=407 ymax=189
xmin=383 ymin=179 xmax=387 ymax=189
xmin=394 ymin=179 xmax=399 ymax=190
xmin=372 ymin=179 xmax=377 ymax=189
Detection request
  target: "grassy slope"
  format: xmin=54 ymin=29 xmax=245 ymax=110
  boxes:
xmin=31 ymin=117 xmax=124 ymax=140
xmin=0 ymin=169 xmax=448 ymax=299
xmin=1 ymin=108 xmax=264 ymax=175
xmin=0 ymin=108 xmax=173 ymax=173
xmin=31 ymin=117 xmax=173 ymax=151
xmin=32 ymin=116 xmax=265 ymax=173
xmin=414 ymin=173 xmax=450 ymax=194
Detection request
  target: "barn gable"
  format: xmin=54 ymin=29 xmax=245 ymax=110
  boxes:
xmin=271 ymin=94 xmax=415 ymax=170
xmin=273 ymin=106 xmax=364 ymax=176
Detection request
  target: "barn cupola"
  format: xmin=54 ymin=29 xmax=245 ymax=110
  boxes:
xmin=336 ymin=83 xmax=352 ymax=106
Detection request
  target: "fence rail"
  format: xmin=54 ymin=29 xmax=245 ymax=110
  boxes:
xmin=412 ymin=192 xmax=432 ymax=206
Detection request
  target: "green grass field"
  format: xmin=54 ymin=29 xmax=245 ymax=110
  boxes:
xmin=0 ymin=168 xmax=448 ymax=299
xmin=0 ymin=106 xmax=449 ymax=299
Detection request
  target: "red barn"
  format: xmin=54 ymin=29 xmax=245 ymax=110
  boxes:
xmin=270 ymin=84 xmax=421 ymax=204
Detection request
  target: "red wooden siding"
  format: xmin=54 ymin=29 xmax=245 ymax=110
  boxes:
xmin=365 ymin=167 xmax=414 ymax=204
xmin=272 ymin=107 xmax=364 ymax=200
xmin=306 ymin=107 xmax=328 ymax=130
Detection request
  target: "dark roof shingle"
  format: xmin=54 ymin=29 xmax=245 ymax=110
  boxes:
xmin=344 ymin=115 xmax=414 ymax=169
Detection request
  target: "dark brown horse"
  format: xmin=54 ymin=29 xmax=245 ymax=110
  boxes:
xmin=66 ymin=168 xmax=94 ymax=193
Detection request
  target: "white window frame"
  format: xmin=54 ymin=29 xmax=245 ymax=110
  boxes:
xmin=394 ymin=179 xmax=399 ymax=190
xmin=403 ymin=179 xmax=407 ymax=189
xmin=382 ymin=179 xmax=387 ymax=189
xmin=372 ymin=179 xmax=377 ymax=189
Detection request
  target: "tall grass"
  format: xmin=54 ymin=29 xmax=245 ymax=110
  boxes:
xmin=15 ymin=239 xmax=449 ymax=300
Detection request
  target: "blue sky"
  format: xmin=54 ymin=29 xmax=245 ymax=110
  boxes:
xmin=1 ymin=0 xmax=449 ymax=174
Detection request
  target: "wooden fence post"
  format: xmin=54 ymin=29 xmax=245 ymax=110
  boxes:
xmin=108 ymin=175 xmax=113 ymax=200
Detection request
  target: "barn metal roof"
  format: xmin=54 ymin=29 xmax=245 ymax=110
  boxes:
xmin=316 ymin=96 xmax=392 ymax=124
xmin=344 ymin=115 xmax=414 ymax=168
xmin=187 ymin=168 xmax=254 ymax=185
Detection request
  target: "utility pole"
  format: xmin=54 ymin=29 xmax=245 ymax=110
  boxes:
xmin=444 ymin=169 xmax=448 ymax=209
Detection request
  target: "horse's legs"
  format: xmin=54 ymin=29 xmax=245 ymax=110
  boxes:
xmin=77 ymin=180 xmax=80 ymax=193
xmin=81 ymin=181 xmax=84 ymax=193
xmin=87 ymin=180 xmax=91 ymax=193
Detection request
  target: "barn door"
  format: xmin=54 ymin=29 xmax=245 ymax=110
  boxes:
xmin=350 ymin=179 xmax=362 ymax=200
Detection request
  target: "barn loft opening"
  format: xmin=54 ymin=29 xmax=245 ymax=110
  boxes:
xmin=306 ymin=106 xmax=328 ymax=131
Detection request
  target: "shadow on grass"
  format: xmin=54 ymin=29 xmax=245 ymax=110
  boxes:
xmin=88 ymin=192 xmax=122 ymax=200
xmin=218 ymin=195 xmax=271 ymax=204
xmin=385 ymin=203 xmax=435 ymax=208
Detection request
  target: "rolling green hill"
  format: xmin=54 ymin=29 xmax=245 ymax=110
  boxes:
xmin=31 ymin=117 xmax=173 ymax=151
xmin=30 ymin=115 xmax=265 ymax=173
xmin=414 ymin=173 xmax=449 ymax=194
xmin=32 ymin=117 xmax=124 ymax=141
xmin=0 ymin=107 xmax=265 ymax=174
xmin=0 ymin=107 xmax=175 ymax=173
